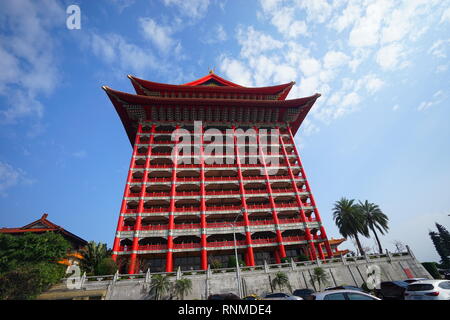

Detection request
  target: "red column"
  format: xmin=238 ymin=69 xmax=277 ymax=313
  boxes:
xmin=233 ymin=126 xmax=255 ymax=266
xmin=112 ymin=123 xmax=141 ymax=262
xmin=313 ymin=233 xmax=325 ymax=260
xmin=255 ymin=126 xmax=286 ymax=259
xmin=128 ymin=124 xmax=155 ymax=274
xmin=278 ymin=127 xmax=317 ymax=261
xmin=166 ymin=125 xmax=179 ymax=272
xmin=198 ymin=122 xmax=208 ymax=270
xmin=274 ymin=249 xmax=281 ymax=264
xmin=287 ymin=126 xmax=333 ymax=259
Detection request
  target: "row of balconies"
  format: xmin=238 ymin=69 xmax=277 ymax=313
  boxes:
xmin=126 ymin=187 xmax=306 ymax=197
xmin=123 ymin=201 xmax=313 ymax=214
xmin=118 ymin=235 xmax=313 ymax=252
xmin=131 ymin=174 xmax=304 ymax=183
xmin=121 ymin=217 xmax=316 ymax=232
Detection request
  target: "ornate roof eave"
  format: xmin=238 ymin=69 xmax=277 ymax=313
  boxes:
xmin=0 ymin=214 xmax=88 ymax=245
xmin=102 ymin=86 xmax=320 ymax=145
xmin=128 ymin=75 xmax=295 ymax=99
xmin=104 ymin=86 xmax=317 ymax=108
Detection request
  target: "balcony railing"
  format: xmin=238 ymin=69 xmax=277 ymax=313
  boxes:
xmin=252 ymin=238 xmax=277 ymax=245
xmin=206 ymin=240 xmax=247 ymax=248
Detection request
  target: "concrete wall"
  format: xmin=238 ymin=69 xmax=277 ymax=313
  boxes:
xmin=58 ymin=248 xmax=432 ymax=300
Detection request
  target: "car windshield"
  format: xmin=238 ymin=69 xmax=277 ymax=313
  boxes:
xmin=392 ymin=281 xmax=408 ymax=287
xmin=407 ymin=284 xmax=434 ymax=291
xmin=266 ymin=293 xmax=287 ymax=298
xmin=323 ymin=293 xmax=346 ymax=300
xmin=347 ymin=293 xmax=377 ymax=300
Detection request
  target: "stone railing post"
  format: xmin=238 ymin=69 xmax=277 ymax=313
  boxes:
xmin=80 ymin=272 xmax=86 ymax=288
xmin=145 ymin=268 xmax=151 ymax=283
xmin=264 ymin=260 xmax=269 ymax=273
xmin=176 ymin=266 xmax=182 ymax=280
xmin=341 ymin=254 xmax=347 ymax=265
xmin=385 ymin=249 xmax=392 ymax=263
xmin=290 ymin=258 xmax=296 ymax=271
xmin=405 ymin=245 xmax=415 ymax=259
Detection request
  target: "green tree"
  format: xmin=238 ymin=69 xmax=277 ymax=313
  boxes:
xmin=79 ymin=241 xmax=109 ymax=275
xmin=436 ymin=223 xmax=450 ymax=264
xmin=422 ymin=262 xmax=442 ymax=279
xmin=210 ymin=259 xmax=223 ymax=269
xmin=0 ymin=232 xmax=70 ymax=300
xmin=227 ymin=256 xmax=244 ymax=268
xmin=96 ymin=257 xmax=118 ymax=275
xmin=150 ymin=274 xmax=171 ymax=300
xmin=357 ymin=200 xmax=389 ymax=254
xmin=429 ymin=224 xmax=450 ymax=269
xmin=0 ymin=233 xmax=70 ymax=273
xmin=333 ymin=198 xmax=369 ymax=255
xmin=271 ymin=271 xmax=291 ymax=292
xmin=173 ymin=278 xmax=193 ymax=300
xmin=310 ymin=267 xmax=329 ymax=291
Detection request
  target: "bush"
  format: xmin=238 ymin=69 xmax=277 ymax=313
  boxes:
xmin=422 ymin=262 xmax=442 ymax=279
xmin=96 ymin=257 xmax=118 ymax=275
xmin=296 ymin=253 xmax=309 ymax=262
xmin=0 ymin=262 xmax=65 ymax=300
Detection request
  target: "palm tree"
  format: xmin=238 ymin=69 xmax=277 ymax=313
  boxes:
xmin=310 ymin=267 xmax=329 ymax=291
xmin=80 ymin=241 xmax=109 ymax=275
xmin=173 ymin=278 xmax=193 ymax=300
xmin=150 ymin=274 xmax=171 ymax=300
xmin=333 ymin=198 xmax=369 ymax=255
xmin=357 ymin=200 xmax=389 ymax=254
xmin=271 ymin=271 xmax=291 ymax=292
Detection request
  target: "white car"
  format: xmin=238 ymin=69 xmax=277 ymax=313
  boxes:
xmin=309 ymin=289 xmax=380 ymax=300
xmin=403 ymin=278 xmax=428 ymax=284
xmin=404 ymin=280 xmax=450 ymax=300
xmin=261 ymin=292 xmax=303 ymax=300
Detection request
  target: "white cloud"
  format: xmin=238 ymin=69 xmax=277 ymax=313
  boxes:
xmin=428 ymin=39 xmax=450 ymax=59
xmin=417 ymin=90 xmax=446 ymax=111
xmin=363 ymin=74 xmax=385 ymax=94
xmin=0 ymin=161 xmax=33 ymax=197
xmin=202 ymin=24 xmax=227 ymax=44
xmin=348 ymin=0 xmax=393 ymax=47
xmin=376 ymin=43 xmax=406 ymax=70
xmin=323 ymin=50 xmax=350 ymax=69
xmin=329 ymin=1 xmax=363 ymax=33
xmin=162 ymin=0 xmax=210 ymax=20
xmin=139 ymin=18 xmax=177 ymax=53
xmin=89 ymin=33 xmax=158 ymax=75
xmin=440 ymin=7 xmax=450 ymax=24
xmin=218 ymin=56 xmax=253 ymax=87
xmin=0 ymin=0 xmax=64 ymax=122
xmin=259 ymin=1 xmax=308 ymax=38
xmin=392 ymin=104 xmax=399 ymax=111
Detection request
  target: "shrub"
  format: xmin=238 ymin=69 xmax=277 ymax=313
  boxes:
xmin=96 ymin=257 xmax=118 ymax=275
xmin=422 ymin=262 xmax=442 ymax=279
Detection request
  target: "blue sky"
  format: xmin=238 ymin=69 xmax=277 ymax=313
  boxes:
xmin=0 ymin=0 xmax=449 ymax=262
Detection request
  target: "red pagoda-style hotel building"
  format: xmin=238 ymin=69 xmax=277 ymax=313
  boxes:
xmin=103 ymin=72 xmax=335 ymax=274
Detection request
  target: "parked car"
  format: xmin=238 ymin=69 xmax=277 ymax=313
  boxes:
xmin=375 ymin=281 xmax=409 ymax=300
xmin=324 ymin=285 xmax=364 ymax=292
xmin=403 ymin=278 xmax=428 ymax=284
xmin=242 ymin=294 xmax=262 ymax=300
xmin=308 ymin=290 xmax=380 ymax=300
xmin=292 ymin=288 xmax=315 ymax=299
xmin=208 ymin=293 xmax=240 ymax=300
xmin=261 ymin=292 xmax=303 ymax=300
xmin=404 ymin=280 xmax=450 ymax=300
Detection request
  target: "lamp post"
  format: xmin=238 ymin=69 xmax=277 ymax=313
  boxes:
xmin=228 ymin=208 xmax=245 ymax=298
